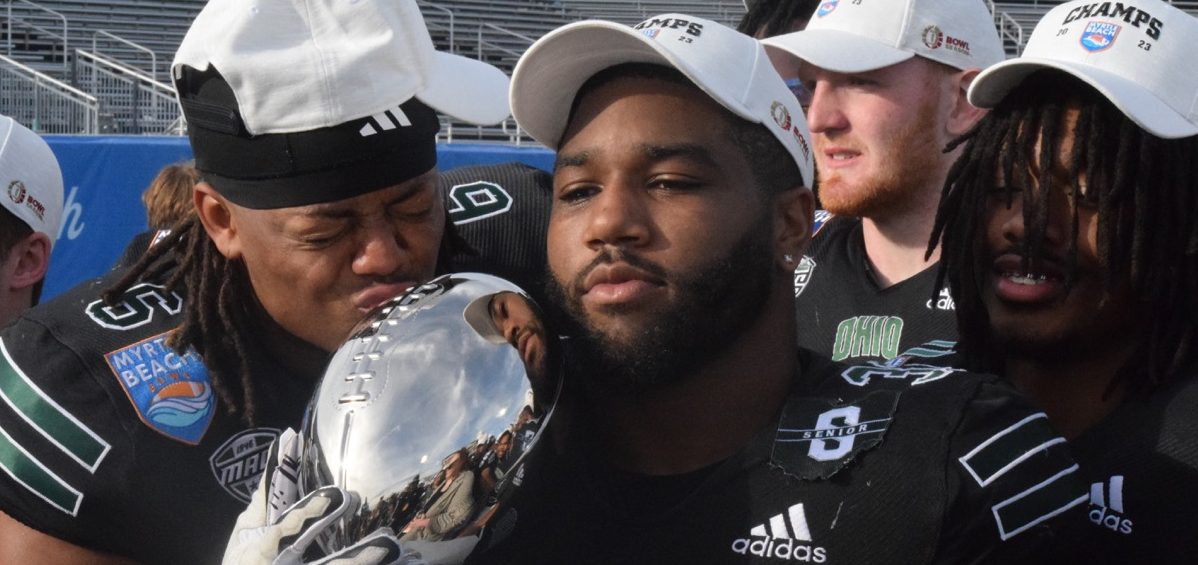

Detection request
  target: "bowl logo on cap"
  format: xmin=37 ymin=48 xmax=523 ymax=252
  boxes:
xmin=922 ymin=26 xmax=944 ymax=50
xmin=7 ymin=180 xmax=26 ymax=205
xmin=816 ymin=0 xmax=839 ymax=18
xmin=7 ymin=180 xmax=45 ymax=221
xmin=771 ymin=101 xmax=793 ymax=132
xmin=1081 ymin=21 xmax=1122 ymax=52
xmin=794 ymin=127 xmax=811 ymax=162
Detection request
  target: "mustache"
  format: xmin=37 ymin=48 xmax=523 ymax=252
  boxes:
xmin=570 ymin=248 xmax=670 ymax=293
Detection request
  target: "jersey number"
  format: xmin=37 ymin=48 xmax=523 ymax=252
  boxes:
xmin=85 ymin=283 xmax=183 ymax=331
xmin=447 ymin=182 xmax=514 ymax=225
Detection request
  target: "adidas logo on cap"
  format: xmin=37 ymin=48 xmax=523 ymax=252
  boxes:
xmin=359 ymin=105 xmax=414 ymax=137
xmin=730 ymin=503 xmax=828 ymax=562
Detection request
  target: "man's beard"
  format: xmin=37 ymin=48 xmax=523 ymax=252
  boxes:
xmin=816 ymin=96 xmax=944 ymax=219
xmin=548 ymin=221 xmax=776 ymax=396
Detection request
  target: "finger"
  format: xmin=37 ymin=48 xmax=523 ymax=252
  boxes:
xmin=272 ymin=487 xmax=358 ymax=565
xmin=268 ymin=428 xmax=302 ymax=523
xmin=320 ymin=529 xmax=414 ymax=565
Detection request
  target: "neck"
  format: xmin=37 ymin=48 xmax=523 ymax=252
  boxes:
xmin=860 ymin=194 xmax=941 ymax=288
xmin=248 ymin=297 xmax=330 ymax=382
xmin=1005 ymin=347 xmax=1133 ymax=439
xmin=587 ymin=281 xmax=797 ymax=476
xmin=0 ymin=289 xmax=32 ymax=327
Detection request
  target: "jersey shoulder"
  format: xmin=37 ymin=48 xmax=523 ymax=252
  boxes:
xmin=0 ymin=270 xmax=214 ymax=549
xmin=440 ymin=162 xmax=552 ymax=305
xmin=787 ymin=350 xmax=1086 ymax=553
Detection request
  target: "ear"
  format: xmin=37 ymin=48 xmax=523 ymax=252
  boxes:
xmin=945 ymin=68 xmax=987 ymax=137
xmin=7 ymin=232 xmax=51 ymax=291
xmin=773 ymin=186 xmax=815 ymax=272
xmin=194 ymin=181 xmax=242 ymax=260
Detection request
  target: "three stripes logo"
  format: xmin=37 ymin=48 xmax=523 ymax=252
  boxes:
xmin=959 ymin=413 xmax=1088 ymax=541
xmin=358 ymin=105 xmax=413 ymax=137
xmin=0 ymin=339 xmax=110 ymax=516
xmin=1089 ymin=475 xmax=1133 ymax=534
xmin=730 ymin=503 xmax=828 ymax=562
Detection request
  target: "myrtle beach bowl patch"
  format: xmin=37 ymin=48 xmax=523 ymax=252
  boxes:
xmin=104 ymin=332 xmax=215 ymax=445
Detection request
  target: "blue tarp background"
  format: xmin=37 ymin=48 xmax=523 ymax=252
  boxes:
xmin=41 ymin=136 xmax=553 ymax=301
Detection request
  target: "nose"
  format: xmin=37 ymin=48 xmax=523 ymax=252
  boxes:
xmin=353 ymin=219 xmax=405 ymax=278
xmin=996 ymin=191 xmax=1027 ymax=247
xmin=995 ymin=184 xmax=1069 ymax=249
xmin=582 ymin=182 xmax=652 ymax=251
xmin=805 ymin=81 xmax=848 ymax=135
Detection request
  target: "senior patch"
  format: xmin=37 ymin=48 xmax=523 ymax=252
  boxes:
xmin=772 ymin=390 xmax=900 ymax=480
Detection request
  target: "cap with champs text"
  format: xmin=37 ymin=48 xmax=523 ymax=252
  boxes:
xmin=761 ymin=0 xmax=1004 ymax=74
xmin=0 ymin=116 xmax=64 ymax=248
xmin=171 ymin=0 xmax=511 ymax=210
xmin=509 ymin=14 xmax=815 ymax=188
xmin=968 ymin=0 xmax=1198 ymax=139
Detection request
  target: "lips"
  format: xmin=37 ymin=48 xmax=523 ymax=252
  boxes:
xmin=816 ymin=141 xmax=862 ymax=169
xmin=581 ymin=263 xmax=665 ymax=307
xmin=353 ymin=281 xmax=417 ymax=313
xmin=991 ymin=253 xmax=1066 ymax=305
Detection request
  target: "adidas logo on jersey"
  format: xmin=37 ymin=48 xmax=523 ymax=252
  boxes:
xmin=925 ymin=288 xmax=956 ymax=311
xmin=730 ymin=504 xmax=828 ymax=562
xmin=358 ymin=105 xmax=413 ymax=137
xmin=1090 ymin=475 xmax=1133 ymax=534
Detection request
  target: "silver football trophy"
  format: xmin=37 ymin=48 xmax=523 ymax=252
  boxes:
xmin=298 ymin=273 xmax=561 ymax=563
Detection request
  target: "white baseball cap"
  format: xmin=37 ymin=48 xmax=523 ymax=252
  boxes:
xmin=969 ymin=0 xmax=1198 ymax=140
xmin=0 ymin=116 xmax=64 ymax=249
xmin=463 ymin=293 xmax=508 ymax=344
xmin=509 ymin=14 xmax=814 ymax=188
xmin=761 ymin=0 xmax=1004 ymax=74
xmin=172 ymin=0 xmax=511 ymax=135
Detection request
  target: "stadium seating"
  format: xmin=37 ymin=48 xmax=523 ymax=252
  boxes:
xmin=6 ymin=0 xmax=1198 ymax=136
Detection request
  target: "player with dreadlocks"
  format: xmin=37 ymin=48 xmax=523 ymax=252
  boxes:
xmin=929 ymin=0 xmax=1198 ymax=560
xmin=0 ymin=0 xmax=524 ymax=563
xmin=737 ymin=0 xmax=817 ymax=38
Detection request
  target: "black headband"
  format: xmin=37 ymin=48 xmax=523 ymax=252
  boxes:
xmin=177 ymin=66 xmax=440 ymax=210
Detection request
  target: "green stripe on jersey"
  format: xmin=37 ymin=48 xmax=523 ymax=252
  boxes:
xmin=992 ymin=465 xmax=1088 ymax=540
xmin=960 ymin=413 xmax=1059 ymax=486
xmin=0 ymin=425 xmax=82 ymax=515
xmin=0 ymin=339 xmax=110 ymax=471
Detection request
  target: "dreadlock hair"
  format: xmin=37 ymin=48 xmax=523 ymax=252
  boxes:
xmin=103 ymin=215 xmax=261 ymax=423
xmin=737 ymin=0 xmax=819 ymax=38
xmin=929 ymin=70 xmax=1198 ymax=396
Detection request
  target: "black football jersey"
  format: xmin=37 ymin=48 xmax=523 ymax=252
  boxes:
xmin=0 ymin=162 xmax=553 ymax=563
xmin=442 ymin=162 xmax=552 ymax=310
xmin=468 ymin=351 xmax=1088 ymax=565
xmin=795 ymin=215 xmax=958 ymax=364
xmin=0 ymin=270 xmax=314 ymax=564
xmin=1059 ymin=375 xmax=1198 ymax=563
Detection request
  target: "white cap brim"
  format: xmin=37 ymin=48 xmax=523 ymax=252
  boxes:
xmin=463 ymin=293 xmax=507 ymax=344
xmin=970 ymin=58 xmax=1198 ymax=140
xmin=762 ymin=28 xmax=915 ymax=74
xmin=512 ymin=20 xmax=757 ymax=149
xmin=423 ymin=51 xmax=512 ymax=126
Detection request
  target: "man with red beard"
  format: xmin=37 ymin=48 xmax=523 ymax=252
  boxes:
xmin=929 ymin=1 xmax=1198 ymax=561
xmin=456 ymin=14 xmax=1085 ymax=565
xmin=762 ymin=0 xmax=1003 ymax=364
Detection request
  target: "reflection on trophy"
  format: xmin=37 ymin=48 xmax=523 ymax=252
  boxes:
xmin=298 ymin=273 xmax=561 ymax=564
